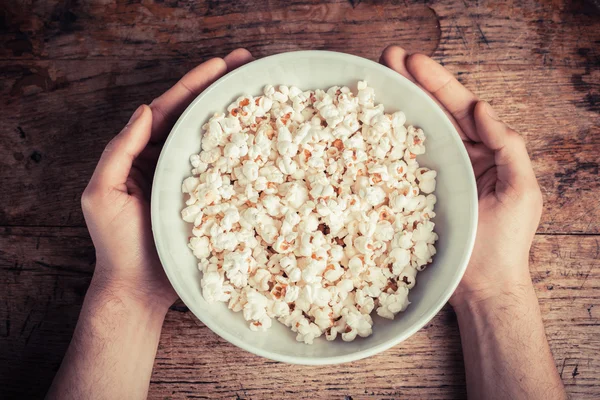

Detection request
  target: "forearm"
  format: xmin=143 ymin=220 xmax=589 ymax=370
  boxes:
xmin=454 ymin=282 xmax=566 ymax=400
xmin=47 ymin=282 xmax=168 ymax=400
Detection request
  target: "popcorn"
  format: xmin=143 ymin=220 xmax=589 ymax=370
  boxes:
xmin=377 ymin=288 xmax=410 ymax=319
xmin=399 ymin=265 xmax=418 ymax=289
xmin=361 ymin=186 xmax=387 ymax=207
xmin=189 ymin=236 xmax=211 ymax=259
xmin=390 ymin=247 xmax=411 ymax=274
xmin=182 ymin=82 xmax=438 ymax=343
xmin=407 ymin=126 xmax=426 ymax=155
xmin=222 ymin=249 xmax=252 ymax=288
xmin=416 ymin=168 xmax=437 ymax=194
xmin=228 ymin=288 xmax=246 ymax=312
xmin=324 ymin=262 xmax=344 ymax=282
xmin=201 ymin=271 xmax=233 ymax=303
xmin=374 ymin=220 xmax=394 ymax=242
xmin=242 ymin=160 xmax=259 ymax=181
xmin=249 ymin=268 xmax=272 ymax=292
xmin=243 ymin=289 xmax=272 ymax=332
xmin=199 ymin=147 xmax=221 ymax=164
xmin=392 ymin=230 xmax=413 ymax=249
xmin=212 ymin=231 xmax=239 ymax=252
xmin=312 ymin=306 xmax=334 ymax=330
xmin=342 ymin=309 xmax=373 ymax=341
xmin=181 ymin=204 xmax=202 ymax=223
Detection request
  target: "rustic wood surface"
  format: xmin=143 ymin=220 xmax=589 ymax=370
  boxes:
xmin=0 ymin=0 xmax=598 ymax=399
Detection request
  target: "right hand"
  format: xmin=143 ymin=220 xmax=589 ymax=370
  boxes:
xmin=380 ymin=46 xmax=543 ymax=308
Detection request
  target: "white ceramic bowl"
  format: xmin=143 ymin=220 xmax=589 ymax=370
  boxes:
xmin=151 ymin=50 xmax=478 ymax=365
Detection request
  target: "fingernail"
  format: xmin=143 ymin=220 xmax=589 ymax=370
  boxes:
xmin=484 ymin=101 xmax=500 ymax=121
xmin=128 ymin=105 xmax=144 ymax=125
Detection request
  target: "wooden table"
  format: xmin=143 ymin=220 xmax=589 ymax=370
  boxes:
xmin=1 ymin=0 xmax=599 ymax=398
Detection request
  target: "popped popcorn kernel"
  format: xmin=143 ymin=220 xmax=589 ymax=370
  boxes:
xmin=182 ymin=82 xmax=438 ymax=344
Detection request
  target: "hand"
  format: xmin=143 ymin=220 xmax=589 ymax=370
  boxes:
xmin=81 ymin=49 xmax=254 ymax=313
xmin=380 ymin=46 xmax=543 ymax=308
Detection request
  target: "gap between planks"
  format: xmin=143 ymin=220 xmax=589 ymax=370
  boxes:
xmin=0 ymin=58 xmax=595 ymax=68
xmin=1 ymin=224 xmax=599 ymax=237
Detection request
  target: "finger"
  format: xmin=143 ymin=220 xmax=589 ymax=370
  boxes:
xmin=90 ymin=105 xmax=153 ymax=192
xmin=224 ymin=48 xmax=254 ymax=71
xmin=149 ymin=49 xmax=254 ymax=144
xmin=474 ymin=101 xmax=538 ymax=192
xmin=379 ymin=45 xmax=416 ymax=82
xmin=381 ymin=48 xmax=470 ymax=144
xmin=126 ymin=164 xmax=150 ymax=200
xmin=464 ymin=141 xmax=495 ymax=178
xmin=135 ymin=144 xmax=162 ymax=169
xmin=149 ymin=57 xmax=227 ymax=143
xmin=132 ymin=144 xmax=162 ymax=184
xmin=406 ymin=53 xmax=479 ymax=142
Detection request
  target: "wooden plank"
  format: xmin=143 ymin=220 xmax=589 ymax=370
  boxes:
xmin=150 ymin=310 xmax=467 ymax=400
xmin=2 ymin=1 xmax=598 ymax=400
xmin=1 ymin=60 xmax=598 ymax=232
xmin=433 ymin=0 xmax=600 ymax=67
xmin=0 ymin=0 xmax=440 ymax=62
xmin=1 ymin=0 xmax=598 ymax=67
xmin=448 ymin=64 xmax=600 ymax=235
xmin=0 ymin=227 xmax=598 ymax=398
xmin=0 ymin=227 xmax=94 ymax=399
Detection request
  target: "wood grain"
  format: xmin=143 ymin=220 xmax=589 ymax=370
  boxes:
xmin=1 ymin=0 xmax=599 ymax=398
xmin=433 ymin=0 xmax=600 ymax=67
xmin=0 ymin=228 xmax=598 ymax=399
xmin=1 ymin=60 xmax=598 ymax=232
xmin=0 ymin=0 xmax=440 ymax=61
xmin=2 ymin=0 xmax=599 ymax=68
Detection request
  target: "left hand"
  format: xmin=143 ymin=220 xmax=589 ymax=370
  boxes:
xmin=81 ymin=49 xmax=254 ymax=312
xmin=379 ymin=46 xmax=542 ymax=308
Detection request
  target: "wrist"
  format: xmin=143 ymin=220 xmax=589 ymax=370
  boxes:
xmin=86 ymin=273 xmax=171 ymax=320
xmin=450 ymin=277 xmax=536 ymax=317
xmin=54 ymin=270 xmax=168 ymax=400
xmin=451 ymin=280 xmax=538 ymax=320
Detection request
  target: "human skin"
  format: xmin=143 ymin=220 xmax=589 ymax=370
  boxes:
xmin=47 ymin=46 xmax=566 ymax=400
xmin=380 ymin=45 xmax=567 ymax=400
xmin=45 ymin=49 xmax=254 ymax=400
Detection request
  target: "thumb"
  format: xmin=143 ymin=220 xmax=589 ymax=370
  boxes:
xmin=89 ymin=105 xmax=153 ymax=192
xmin=473 ymin=101 xmax=538 ymax=195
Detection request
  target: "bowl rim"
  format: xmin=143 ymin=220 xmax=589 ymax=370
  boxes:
xmin=151 ymin=50 xmax=478 ymax=365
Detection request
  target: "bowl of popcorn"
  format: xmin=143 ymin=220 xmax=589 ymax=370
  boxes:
xmin=151 ymin=51 xmax=477 ymax=364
